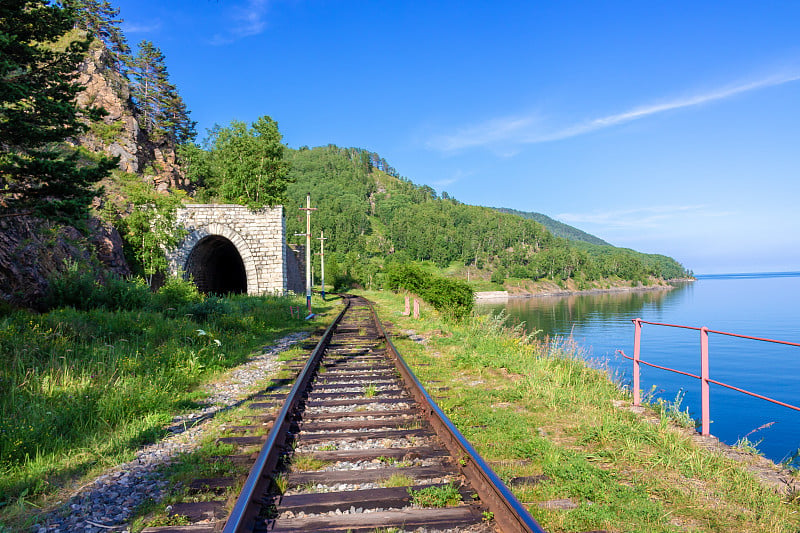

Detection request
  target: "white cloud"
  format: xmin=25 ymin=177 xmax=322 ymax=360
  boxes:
xmin=430 ymin=115 xmax=539 ymax=151
xmin=428 ymin=73 xmax=800 ymax=151
xmin=211 ymin=0 xmax=271 ymax=45
xmin=431 ymin=168 xmax=474 ymax=189
xmin=122 ymin=20 xmax=162 ymax=34
xmin=432 ymin=177 xmax=459 ymax=187
xmin=556 ymin=205 xmax=734 ymax=230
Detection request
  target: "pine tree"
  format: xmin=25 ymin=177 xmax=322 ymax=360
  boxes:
xmin=130 ymin=40 xmax=195 ymax=146
xmin=71 ymin=0 xmax=131 ymax=73
xmin=0 ymin=0 xmax=117 ymax=222
xmin=130 ymin=40 xmax=166 ymax=135
xmin=160 ymin=85 xmax=196 ymax=145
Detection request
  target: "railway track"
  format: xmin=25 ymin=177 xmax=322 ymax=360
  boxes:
xmin=143 ymin=295 xmax=547 ymax=533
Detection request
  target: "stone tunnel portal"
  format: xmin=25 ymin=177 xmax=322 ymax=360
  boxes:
xmin=185 ymin=235 xmax=247 ymax=295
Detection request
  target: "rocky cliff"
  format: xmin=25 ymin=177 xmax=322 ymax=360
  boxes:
xmin=0 ymin=42 xmax=187 ymax=309
xmin=74 ymin=43 xmax=189 ymax=191
xmin=0 ymin=215 xmax=130 ymax=310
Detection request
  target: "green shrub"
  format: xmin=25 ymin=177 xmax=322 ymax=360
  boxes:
xmin=490 ymin=268 xmax=506 ymax=284
xmin=154 ymin=276 xmax=202 ymax=309
xmin=44 ymin=260 xmax=99 ymax=310
xmin=44 ymin=261 xmax=155 ymax=311
xmin=384 ymin=263 xmax=473 ymax=320
xmin=102 ymin=275 xmax=151 ymax=310
xmin=385 ymin=262 xmax=428 ymax=294
xmin=183 ymin=295 xmax=231 ymax=320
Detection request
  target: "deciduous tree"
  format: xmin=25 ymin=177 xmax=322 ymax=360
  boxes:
xmin=204 ymin=116 xmax=291 ymax=207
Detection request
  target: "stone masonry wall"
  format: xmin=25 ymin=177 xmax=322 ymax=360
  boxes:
xmin=168 ymin=204 xmax=292 ymax=295
xmin=285 ymin=244 xmax=305 ymax=294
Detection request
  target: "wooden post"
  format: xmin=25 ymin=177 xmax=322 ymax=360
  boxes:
xmin=402 ymin=295 xmax=410 ymax=316
xmin=297 ymin=193 xmax=317 ymax=313
xmin=413 ymin=298 xmax=420 ymax=319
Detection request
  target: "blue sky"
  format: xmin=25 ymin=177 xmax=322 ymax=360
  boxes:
xmin=114 ymin=0 xmax=800 ymax=274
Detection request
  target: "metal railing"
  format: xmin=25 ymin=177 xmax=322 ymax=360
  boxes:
xmin=618 ymin=318 xmax=800 ymax=436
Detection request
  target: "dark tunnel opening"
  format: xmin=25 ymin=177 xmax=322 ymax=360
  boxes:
xmin=185 ymin=236 xmax=247 ymax=295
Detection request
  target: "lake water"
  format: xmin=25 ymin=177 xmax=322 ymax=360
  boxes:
xmin=477 ymin=273 xmax=800 ymax=464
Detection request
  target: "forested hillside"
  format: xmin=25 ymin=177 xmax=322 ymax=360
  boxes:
xmin=0 ymin=0 xmax=689 ymax=309
xmin=494 ymin=208 xmax=610 ymax=246
xmin=279 ymin=145 xmax=691 ymax=289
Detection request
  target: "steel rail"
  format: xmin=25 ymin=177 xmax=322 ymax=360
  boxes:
xmin=366 ymin=300 xmax=547 ymax=533
xmin=222 ymin=296 xmax=351 ymax=532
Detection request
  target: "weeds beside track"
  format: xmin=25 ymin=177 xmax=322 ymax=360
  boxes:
xmin=0 ymin=292 xmax=336 ymax=528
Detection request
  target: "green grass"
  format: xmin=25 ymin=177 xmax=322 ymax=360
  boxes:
xmin=361 ymin=289 xmax=800 ymax=533
xmin=290 ymin=454 xmax=332 ymax=472
xmin=0 ymin=289 xmax=339 ymax=528
xmin=408 ymin=482 xmax=462 ymax=507
xmin=380 ymin=473 xmax=414 ymax=488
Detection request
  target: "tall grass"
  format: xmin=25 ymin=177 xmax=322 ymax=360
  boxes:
xmin=0 ymin=278 xmax=325 ymax=507
xmin=362 ymin=290 xmax=800 ymax=533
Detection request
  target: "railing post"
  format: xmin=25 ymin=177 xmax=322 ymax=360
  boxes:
xmin=633 ymin=318 xmax=642 ymax=406
xmin=700 ymin=327 xmax=710 ymax=436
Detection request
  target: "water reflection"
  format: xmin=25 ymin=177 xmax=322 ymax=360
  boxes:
xmin=478 ymin=284 xmax=691 ymax=339
xmin=475 ymin=279 xmax=800 ymax=464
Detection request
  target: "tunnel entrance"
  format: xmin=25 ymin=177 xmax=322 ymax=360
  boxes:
xmin=185 ymin=235 xmax=247 ymax=295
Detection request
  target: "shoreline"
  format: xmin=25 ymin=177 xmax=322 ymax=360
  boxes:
xmin=476 ymin=278 xmax=694 ymax=301
xmin=363 ymin=289 xmax=800 ymax=531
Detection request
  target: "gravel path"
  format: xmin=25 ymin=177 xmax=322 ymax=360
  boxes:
xmin=33 ymin=331 xmax=310 ymax=533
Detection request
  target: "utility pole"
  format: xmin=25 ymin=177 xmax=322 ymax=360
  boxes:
xmin=316 ymin=231 xmax=327 ymax=299
xmin=297 ymin=193 xmax=316 ymax=313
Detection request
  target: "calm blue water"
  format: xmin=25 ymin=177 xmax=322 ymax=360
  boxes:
xmin=477 ymin=273 xmax=800 ymax=464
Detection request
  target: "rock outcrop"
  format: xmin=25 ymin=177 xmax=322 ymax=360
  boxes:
xmin=75 ymin=44 xmax=142 ymax=174
xmin=0 ymin=216 xmax=129 ymax=310
xmin=73 ymin=43 xmax=189 ymax=191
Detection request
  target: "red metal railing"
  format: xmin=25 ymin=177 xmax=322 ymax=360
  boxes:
xmin=618 ymin=318 xmax=800 ymax=436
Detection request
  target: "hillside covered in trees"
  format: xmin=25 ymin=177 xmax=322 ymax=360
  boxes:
xmin=494 ymin=208 xmax=611 ymax=246
xmin=1 ymin=0 xmax=689 ymax=309
xmin=183 ymin=139 xmax=690 ymax=290
xmin=277 ymin=146 xmax=690 ymax=289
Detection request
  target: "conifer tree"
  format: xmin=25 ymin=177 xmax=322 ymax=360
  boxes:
xmin=71 ymin=0 xmax=131 ymax=73
xmin=130 ymin=40 xmax=166 ymax=135
xmin=160 ymin=85 xmax=196 ymax=145
xmin=130 ymin=40 xmax=196 ymax=146
xmin=0 ymin=0 xmax=116 ymax=222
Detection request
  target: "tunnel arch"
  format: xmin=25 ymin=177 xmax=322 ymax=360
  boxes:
xmin=167 ymin=205 xmax=295 ymax=295
xmin=178 ymin=223 xmax=260 ymax=295
xmin=185 ymin=235 xmax=247 ymax=294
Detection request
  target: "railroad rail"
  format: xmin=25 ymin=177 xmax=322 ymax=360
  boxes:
xmin=142 ymin=295 xmax=546 ymax=532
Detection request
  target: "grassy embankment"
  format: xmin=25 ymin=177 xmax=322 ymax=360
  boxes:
xmin=0 ymin=284 xmax=338 ymax=528
xmin=362 ymin=289 xmax=800 ymax=533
